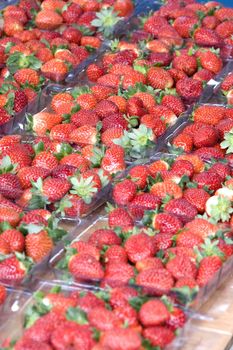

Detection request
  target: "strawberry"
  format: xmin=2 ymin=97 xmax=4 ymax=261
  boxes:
xmin=25 ymin=230 xmax=53 ymax=263
xmin=14 ymin=69 xmax=40 ymax=87
xmin=147 ymin=67 xmax=174 ymax=90
xmin=3 ymin=19 xmax=24 ymax=37
xmin=0 ymin=229 xmax=24 ymax=253
xmin=70 ymin=125 xmax=97 ymax=145
xmin=175 ymin=277 xmax=197 ymax=288
xmin=184 ymin=218 xmax=217 ymax=239
xmin=13 ymin=90 xmax=28 ymax=113
xmin=0 ymin=284 xmax=6 ymax=305
xmin=161 ymin=95 xmax=185 ymax=116
xmin=202 ymin=15 xmax=219 ymax=30
xmin=193 ymin=105 xmax=225 ymax=125
xmin=166 ymin=254 xmax=197 ymax=280
xmin=112 ymin=179 xmax=137 ymax=206
xmin=51 ymin=164 xmax=76 ymax=180
xmin=35 ymin=9 xmax=63 ymax=30
xmin=128 ymin=193 xmax=161 ymax=220
xmin=103 ymin=262 xmax=135 ymax=287
xmin=101 ymin=328 xmax=141 ymax=350
xmin=171 ymin=159 xmax=194 ymax=178
xmin=32 ymin=152 xmax=58 ymax=171
xmin=0 ymin=207 xmax=20 ymax=227
xmin=193 ymin=69 xmax=214 ymax=82
xmin=184 ymin=188 xmax=210 ymax=213
xmin=136 ymin=256 xmax=164 ymax=272
xmin=88 ymin=229 xmax=121 ymax=248
xmin=139 ymin=299 xmax=170 ymax=326
xmin=102 ymin=113 xmax=128 ymax=132
xmin=89 ymin=306 xmax=120 ymax=331
xmin=128 ymin=165 xmax=150 ymax=189
xmin=86 ymin=64 xmax=104 ymax=82
xmin=50 ymin=124 xmax=76 ymax=143
xmin=152 ymin=213 xmax=183 ymax=235
xmin=104 ymin=245 xmax=127 ymax=265
xmin=41 ymin=59 xmax=68 ymax=82
xmin=0 ymin=173 xmax=23 ymax=200
xmin=221 ymin=72 xmax=233 ymax=91
xmin=0 ymin=255 xmax=27 ymax=283
xmin=194 ymin=28 xmax=221 ymax=46
xmin=195 ymin=146 xmax=224 ymax=161
xmin=176 ymin=77 xmax=203 ymax=101
xmin=51 ymin=321 xmax=94 ymax=350
xmin=37 ymin=177 xmax=71 ymax=203
xmin=193 ymin=125 xmax=219 ymax=148
xmin=173 ymin=54 xmax=197 ymax=76
xmin=108 ymin=207 xmax=134 ymax=231
xmin=68 ymin=252 xmax=104 ymax=281
xmin=77 ymin=291 xmax=105 ymax=313
xmin=94 ymin=100 xmax=119 ymax=119
xmin=126 ymin=97 xmax=146 ymax=117
xmin=215 ymin=7 xmax=233 ymax=21
xmin=60 ymin=154 xmax=89 ymax=172
xmin=62 ymin=3 xmax=83 ymax=24
xmin=51 ymin=93 xmax=75 ymax=115
xmin=173 ymin=16 xmax=197 ymax=38
xmin=198 ymin=50 xmax=223 ymax=74
xmin=62 ymin=27 xmax=82 ymax=44
xmin=196 ymin=256 xmax=222 ymax=287
xmin=101 ymin=145 xmax=125 ymax=174
xmin=124 ymin=233 xmax=156 ymax=263
xmin=150 ymin=180 xmax=182 ymax=200
xmin=164 ymin=198 xmax=198 ymax=224
xmin=107 ymin=96 xmax=127 ymax=113
xmin=0 ymin=237 xmax=10 ymax=254
xmin=172 ymin=132 xmax=193 ymax=153
xmin=28 ymin=112 xmax=63 ymax=136
xmin=176 ymin=231 xmax=204 ymax=249
xmin=136 ymin=268 xmax=174 ymax=296
xmin=193 ymin=171 xmax=222 ymax=192
xmin=70 ymin=241 xmax=100 ymax=261
xmin=17 ymin=166 xmax=50 ymax=189
xmin=143 ymin=326 xmax=174 ymax=347
xmin=0 ymin=108 xmax=11 ymax=125
xmin=44 ymin=293 xmax=77 ymax=314
xmin=101 ymin=128 xmax=123 ymax=147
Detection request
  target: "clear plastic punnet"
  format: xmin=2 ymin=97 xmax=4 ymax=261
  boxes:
xmin=0 ymin=279 xmax=198 ymax=350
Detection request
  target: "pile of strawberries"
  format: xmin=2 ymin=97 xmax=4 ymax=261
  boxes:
xmin=0 ymin=0 xmax=134 ymax=125
xmin=1 ymin=285 xmax=188 ymax=350
xmin=0 ymin=0 xmax=233 ymax=349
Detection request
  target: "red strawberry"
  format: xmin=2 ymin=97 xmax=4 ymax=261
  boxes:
xmin=176 ymin=77 xmax=203 ymax=101
xmin=139 ymin=299 xmax=170 ymax=326
xmin=102 ymin=113 xmax=128 ymax=132
xmin=108 ymin=207 xmax=134 ymax=231
xmin=88 ymin=229 xmax=121 ymax=248
xmin=62 ymin=3 xmax=83 ymax=23
xmin=71 ymin=110 xmax=99 ymax=128
xmin=194 ymin=28 xmax=221 ymax=46
xmin=171 ymin=159 xmax=194 ymax=178
xmin=70 ymin=125 xmax=97 ymax=145
xmin=39 ymin=177 xmax=71 ymax=202
xmin=17 ymin=166 xmax=50 ymax=189
xmin=173 ymin=54 xmax=197 ymax=76
xmin=0 ymin=108 xmax=11 ymax=125
xmin=161 ymin=95 xmax=185 ymax=116
xmin=193 ymin=125 xmax=219 ymax=148
xmin=86 ymin=64 xmax=104 ymax=82
xmin=196 ymin=256 xmax=222 ymax=287
xmin=32 ymin=152 xmax=58 ymax=171
xmin=104 ymin=262 xmax=135 ymax=287
xmin=193 ymin=171 xmax=222 ymax=192
xmin=183 ymin=188 xmax=210 ymax=213
xmin=124 ymin=232 xmax=156 ymax=263
xmin=0 ymin=174 xmax=22 ymax=200
xmin=104 ymin=245 xmax=128 ymax=265
xmin=101 ymin=145 xmax=125 ymax=174
xmin=89 ymin=306 xmax=120 ymax=331
xmin=25 ymin=230 xmax=54 ymax=263
xmin=152 ymin=213 xmax=183 ymax=235
xmin=51 ymin=164 xmax=76 ymax=180
xmin=35 ymin=9 xmax=63 ymax=30
xmin=164 ymin=198 xmax=198 ymax=224
xmin=0 ymin=255 xmax=27 ymax=283
xmin=166 ymin=255 xmax=197 ymax=280
xmin=0 ymin=284 xmax=6 ymax=305
xmin=100 ymin=328 xmax=141 ymax=350
xmin=68 ymin=252 xmax=104 ymax=281
xmin=147 ymin=67 xmax=174 ymax=90
xmin=0 ymin=229 xmax=25 ymax=252
xmin=112 ymin=179 xmax=137 ymax=206
xmin=136 ymin=257 xmax=164 ymax=272
xmin=173 ymin=16 xmax=197 ymax=38
xmin=166 ymin=307 xmax=186 ymax=330
xmin=128 ymin=193 xmax=161 ymax=220
xmin=136 ymin=268 xmax=174 ymax=296
xmin=128 ymin=165 xmax=150 ymax=189
xmin=143 ymin=326 xmax=175 ymax=348
xmin=50 ymin=124 xmax=76 ymax=142
xmin=94 ymin=100 xmax=119 ymax=119
xmin=101 ymin=127 xmax=124 ymax=147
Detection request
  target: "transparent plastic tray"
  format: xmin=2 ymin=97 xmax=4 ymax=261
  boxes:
xmin=48 ymin=211 xmax=233 ymax=312
xmin=0 ymin=279 xmax=195 ymax=350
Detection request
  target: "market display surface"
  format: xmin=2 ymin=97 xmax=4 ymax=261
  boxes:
xmin=0 ymin=0 xmax=233 ymax=348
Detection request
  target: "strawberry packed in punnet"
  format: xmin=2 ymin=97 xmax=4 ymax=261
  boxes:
xmin=0 ymin=285 xmax=187 ymax=350
xmin=54 ymin=155 xmax=233 ymax=295
xmin=0 ymin=0 xmax=134 ymax=125
xmin=0 ymin=0 xmax=233 ymax=347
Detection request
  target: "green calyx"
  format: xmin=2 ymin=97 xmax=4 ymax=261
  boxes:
xmin=6 ymin=52 xmax=42 ymax=74
xmin=70 ymin=175 xmax=98 ymax=204
xmin=113 ymin=124 xmax=155 ymax=159
xmin=0 ymin=155 xmax=18 ymax=174
xmin=66 ymin=307 xmax=88 ymax=325
xmin=208 ymin=196 xmax=233 ymax=223
xmin=91 ymin=7 xmax=121 ymax=38
xmin=220 ymin=128 xmax=233 ymax=154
